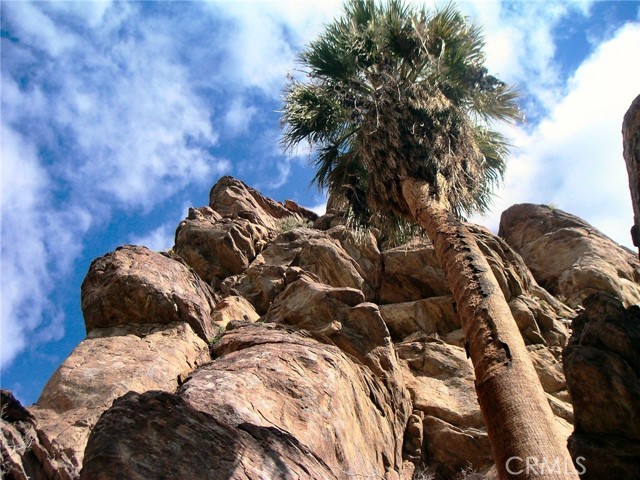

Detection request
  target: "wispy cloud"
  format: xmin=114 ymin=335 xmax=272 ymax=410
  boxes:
xmin=473 ymin=22 xmax=640 ymax=248
xmin=129 ymin=223 xmax=175 ymax=253
xmin=0 ymin=1 xmax=228 ymax=368
xmin=0 ymin=125 xmax=78 ymax=366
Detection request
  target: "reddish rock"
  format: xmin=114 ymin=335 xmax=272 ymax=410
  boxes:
xmin=174 ymin=207 xmax=272 ymax=285
xmin=81 ymin=245 xmax=217 ymax=341
xmin=623 ymin=94 xmax=640 ymax=253
xmin=564 ymin=294 xmax=640 ymax=478
xmin=80 ymin=390 xmax=335 ymax=480
xmin=180 ymin=322 xmax=411 ymax=479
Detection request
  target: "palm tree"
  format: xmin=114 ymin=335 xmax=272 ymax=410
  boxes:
xmin=282 ymin=1 xmax=577 ymax=479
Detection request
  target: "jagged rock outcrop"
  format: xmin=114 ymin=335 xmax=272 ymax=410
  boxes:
xmin=174 ymin=207 xmax=273 ymax=286
xmin=1 ymin=390 xmax=75 ymax=480
xmin=209 ymin=176 xmax=317 ymax=230
xmin=624 ymin=94 xmax=640 ymax=253
xmin=6 ymin=175 xmax=639 ymax=480
xmin=563 ymin=293 xmax=640 ymax=479
xmin=499 ymin=203 xmax=640 ymax=308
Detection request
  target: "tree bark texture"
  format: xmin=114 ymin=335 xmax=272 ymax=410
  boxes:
xmin=623 ymin=94 xmax=640 ymax=256
xmin=402 ymin=178 xmax=578 ymax=480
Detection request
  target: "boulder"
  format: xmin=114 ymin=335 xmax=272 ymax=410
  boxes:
xmin=378 ymin=228 xmax=571 ymax=347
xmin=423 ymin=415 xmax=492 ymax=479
xmin=30 ymin=323 xmax=209 ymax=472
xmin=264 ymin=276 xmax=400 ymax=378
xmin=179 ymin=322 xmax=411 ymax=479
xmin=81 ymin=245 xmax=217 ymax=341
xmin=174 ymin=207 xmax=272 ymax=285
xmin=564 ymin=293 xmax=640 ymax=478
xmin=379 ymin=296 xmax=458 ymax=341
xmin=499 ymin=204 xmax=640 ymax=307
xmin=327 ymin=225 xmax=382 ymax=297
xmin=223 ymin=227 xmax=376 ymax=313
xmin=80 ymin=390 xmax=335 ymax=480
xmin=221 ymin=265 xmax=288 ymax=315
xmin=623 ymin=94 xmax=640 ymax=252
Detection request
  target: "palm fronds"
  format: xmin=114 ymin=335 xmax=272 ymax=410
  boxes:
xmin=282 ymin=0 xmax=520 ymax=230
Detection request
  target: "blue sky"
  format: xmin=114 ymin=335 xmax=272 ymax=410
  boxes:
xmin=1 ymin=0 xmax=639 ymax=405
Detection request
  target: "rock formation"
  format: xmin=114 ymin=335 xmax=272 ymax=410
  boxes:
xmin=2 ymin=176 xmax=638 ymax=479
xmin=499 ymin=203 xmax=640 ymax=308
xmin=624 ymin=94 xmax=640 ymax=253
xmin=563 ymin=294 xmax=640 ymax=479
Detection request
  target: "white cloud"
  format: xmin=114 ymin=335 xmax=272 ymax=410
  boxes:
xmin=129 ymin=223 xmax=175 ymax=253
xmin=209 ymin=1 xmax=342 ymax=96
xmin=0 ymin=125 xmax=77 ymax=367
xmin=4 ymin=2 xmax=225 ymax=210
xmin=224 ymin=97 xmax=258 ymax=137
xmin=308 ymin=201 xmax=327 ymax=216
xmin=0 ymin=1 xmax=230 ymax=368
xmin=473 ymin=22 xmax=640 ymax=248
xmin=465 ymin=1 xmax=594 ymax=115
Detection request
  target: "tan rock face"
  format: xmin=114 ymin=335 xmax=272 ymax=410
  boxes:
xmin=80 ymin=390 xmax=336 ymax=480
xmin=174 ymin=207 xmax=272 ymax=285
xmin=1 ymin=390 xmax=75 ymax=480
xmin=499 ymin=203 xmax=640 ymax=307
xmin=379 ymin=239 xmax=448 ymax=304
xmin=563 ymin=294 xmax=640 ymax=479
xmin=81 ymin=245 xmax=217 ymax=341
xmin=209 ymin=176 xmax=316 ymax=229
xmin=211 ymin=295 xmax=260 ymax=331
xmin=14 ymin=175 xmax=640 ymax=480
xmin=624 ymin=94 xmax=640 ymax=252
xmin=30 ymin=323 xmax=210 ymax=473
xmin=81 ymin=323 xmax=411 ymax=480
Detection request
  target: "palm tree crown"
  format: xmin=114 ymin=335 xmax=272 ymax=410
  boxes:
xmin=282 ymin=0 xmax=520 ymax=223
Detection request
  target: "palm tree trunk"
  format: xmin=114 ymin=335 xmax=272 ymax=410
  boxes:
xmin=402 ymin=178 xmax=578 ymax=480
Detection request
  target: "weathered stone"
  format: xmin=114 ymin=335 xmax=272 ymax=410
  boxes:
xmin=378 ymin=229 xmax=572 ymax=347
xmin=81 ymin=245 xmax=217 ymax=341
xmin=402 ymin=411 xmax=425 ymax=463
xmin=180 ymin=322 xmax=411 ymax=480
xmin=528 ymin=344 xmax=567 ymax=394
xmin=80 ymin=390 xmax=335 ymax=480
xmin=423 ymin=415 xmax=492 ymax=479
xmin=312 ymin=211 xmax=347 ymax=230
xmin=499 ymin=204 xmax=640 ymax=307
xmin=1 ymin=390 xmax=75 ymax=480
xmin=222 ymin=264 xmax=288 ymax=315
xmin=174 ymin=207 xmax=272 ymax=285
xmin=379 ymin=239 xmax=448 ymax=304
xmin=327 ymin=225 xmax=382 ymax=297
xmin=265 ymin=277 xmax=401 ymax=378
xmin=624 ymin=94 xmax=640 ymax=253
xmin=564 ymin=294 xmax=640 ymax=478
xmin=379 ymin=296 xmax=458 ymax=341
xmin=396 ymin=336 xmax=574 ymax=476
xmin=212 ymin=295 xmax=260 ymax=332
xmin=24 ymin=175 xmax=640 ymax=479
xmin=226 ymin=227 xmax=376 ymax=312
xmin=209 ymin=176 xmax=316 ymax=230
xmin=397 ymin=339 xmax=482 ymax=429
xmin=30 ymin=323 xmax=209 ymax=472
